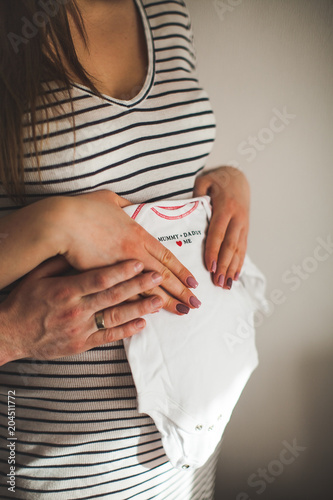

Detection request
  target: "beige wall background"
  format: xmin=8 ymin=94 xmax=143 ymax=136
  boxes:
xmin=187 ymin=1 xmax=333 ymax=499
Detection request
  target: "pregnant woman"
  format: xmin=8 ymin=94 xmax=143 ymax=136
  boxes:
xmin=0 ymin=0 xmax=250 ymax=498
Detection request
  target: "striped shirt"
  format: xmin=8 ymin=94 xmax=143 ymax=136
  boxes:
xmin=0 ymin=1 xmax=219 ymax=498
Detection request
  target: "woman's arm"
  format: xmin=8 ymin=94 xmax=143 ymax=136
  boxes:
xmin=0 ymin=197 xmax=65 ymax=289
xmin=194 ymin=166 xmax=250 ymax=289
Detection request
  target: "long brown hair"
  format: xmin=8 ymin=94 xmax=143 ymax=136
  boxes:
xmin=0 ymin=0 xmax=101 ymax=202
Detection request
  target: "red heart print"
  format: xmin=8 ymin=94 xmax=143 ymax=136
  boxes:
xmin=176 ymin=241 xmax=182 ymax=247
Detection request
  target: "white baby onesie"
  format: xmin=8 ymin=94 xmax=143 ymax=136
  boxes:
xmin=122 ymin=197 xmax=268 ymax=470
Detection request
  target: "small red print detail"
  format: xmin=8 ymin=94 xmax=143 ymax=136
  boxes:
xmin=176 ymin=241 xmax=183 ymax=247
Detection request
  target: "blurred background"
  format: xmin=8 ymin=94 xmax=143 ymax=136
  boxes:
xmin=187 ymin=0 xmax=333 ymax=498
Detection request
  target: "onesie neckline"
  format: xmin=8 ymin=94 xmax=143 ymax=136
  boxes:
xmin=130 ymin=199 xmax=201 ymax=221
xmin=151 ymin=201 xmax=200 ymax=220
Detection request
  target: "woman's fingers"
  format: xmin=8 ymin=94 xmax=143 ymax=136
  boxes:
xmin=144 ymin=260 xmax=200 ymax=313
xmin=230 ymin=229 xmax=247 ymax=281
xmin=203 ymin=209 xmax=231 ymax=273
xmin=143 ymin=238 xmax=200 ymax=310
xmin=193 ymin=172 xmax=214 ymax=198
xmin=61 ymin=192 xmax=200 ymax=313
xmin=224 ymin=252 xmax=240 ymax=286
xmin=194 ymin=166 xmax=250 ymax=288
xmin=214 ymin=218 xmax=242 ymax=287
xmin=148 ymin=238 xmax=198 ymax=289
xmin=102 ymin=279 xmax=200 ymax=316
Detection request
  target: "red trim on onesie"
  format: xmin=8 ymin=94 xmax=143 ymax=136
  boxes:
xmin=151 ymin=201 xmax=199 ymax=220
xmin=131 ymin=203 xmax=145 ymax=220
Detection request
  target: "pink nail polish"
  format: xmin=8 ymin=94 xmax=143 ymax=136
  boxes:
xmin=218 ymin=275 xmax=225 ymax=287
xmin=176 ymin=304 xmax=190 ymax=315
xmin=190 ymin=296 xmax=201 ymax=309
xmin=234 ymin=272 xmax=240 ymax=281
xmin=186 ymin=277 xmax=199 ymax=289
xmin=211 ymin=261 xmax=217 ymax=273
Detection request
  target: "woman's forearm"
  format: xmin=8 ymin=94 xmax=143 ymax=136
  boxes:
xmin=0 ymin=197 xmax=67 ymax=289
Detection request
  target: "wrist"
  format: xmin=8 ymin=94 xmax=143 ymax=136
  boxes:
xmin=41 ymin=196 xmax=73 ymax=257
xmin=0 ymin=197 xmax=73 ymax=289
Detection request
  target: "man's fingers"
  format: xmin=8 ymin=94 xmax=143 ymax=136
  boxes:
xmin=86 ymin=318 xmax=147 ymax=349
xmin=70 ymin=260 xmax=145 ymax=297
xmin=85 ymin=270 xmax=163 ymax=311
xmin=85 ymin=295 xmax=164 ymax=348
xmin=103 ymin=296 xmax=163 ymax=328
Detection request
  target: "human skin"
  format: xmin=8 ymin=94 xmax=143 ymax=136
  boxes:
xmin=0 ymin=190 xmax=201 ymax=366
xmin=0 ymin=168 xmax=250 ymax=366
xmin=0 ymin=0 xmax=250 ymax=364
xmin=194 ymin=166 xmax=251 ymax=288
xmin=0 ymin=190 xmax=200 ymax=312
xmin=66 ymin=0 xmax=251 ymax=289
xmin=0 ymin=258 xmax=165 ymax=366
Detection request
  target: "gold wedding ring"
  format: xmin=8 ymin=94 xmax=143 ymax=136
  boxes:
xmin=95 ymin=311 xmax=106 ymax=330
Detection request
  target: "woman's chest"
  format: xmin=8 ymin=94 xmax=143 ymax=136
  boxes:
xmin=18 ymin=1 xmax=217 ymax=205
xmin=69 ymin=0 xmax=148 ymax=101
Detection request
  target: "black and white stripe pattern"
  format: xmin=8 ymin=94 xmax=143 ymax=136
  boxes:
xmin=0 ymin=1 xmax=218 ymax=498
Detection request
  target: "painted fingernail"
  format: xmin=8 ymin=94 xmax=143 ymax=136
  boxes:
xmin=176 ymin=304 xmax=190 ymax=315
xmin=234 ymin=272 xmax=240 ymax=281
xmin=151 ymin=272 xmax=163 ymax=284
xmin=186 ymin=276 xmax=199 ymax=289
xmin=218 ymin=275 xmax=225 ymax=287
xmin=190 ymin=296 xmax=202 ymax=309
xmin=227 ymin=278 xmax=233 ymax=289
xmin=134 ymin=262 xmax=144 ymax=272
xmin=211 ymin=260 xmax=217 ymax=273
xmin=135 ymin=318 xmax=145 ymax=329
xmin=151 ymin=296 xmax=163 ymax=309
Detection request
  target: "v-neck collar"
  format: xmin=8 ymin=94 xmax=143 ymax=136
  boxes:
xmin=71 ymin=0 xmax=155 ymax=108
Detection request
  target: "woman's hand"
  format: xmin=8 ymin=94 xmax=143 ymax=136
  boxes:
xmin=0 ymin=257 xmax=164 ymax=366
xmin=194 ymin=166 xmax=250 ymax=289
xmin=51 ymin=190 xmax=200 ymax=315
